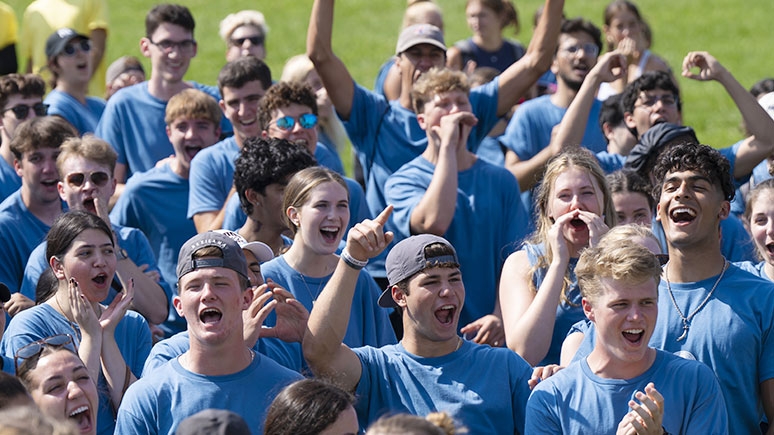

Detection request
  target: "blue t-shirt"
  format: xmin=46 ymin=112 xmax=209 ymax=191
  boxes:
xmin=187 ymin=136 xmax=239 ymax=220
xmin=109 ymin=163 xmax=193 ymax=335
xmin=526 ymin=350 xmax=728 ymax=434
xmin=115 ymin=354 xmax=302 ymax=435
xmin=353 ymin=340 xmax=532 ymax=433
xmin=372 ymin=58 xmax=394 ymax=98
xmin=0 ymin=158 xmax=20 ymax=205
xmin=386 ymin=155 xmax=528 ymax=329
xmin=0 ymin=190 xmax=59 ymax=294
xmin=261 ymin=256 xmax=395 ymax=371
xmin=1 ymin=303 xmax=151 ymax=435
xmin=96 ymin=81 xmax=228 ymax=178
xmin=650 ymin=264 xmax=774 ymax=435
xmin=44 ymin=89 xmax=105 ymax=135
xmin=523 ymin=243 xmax=583 ymax=366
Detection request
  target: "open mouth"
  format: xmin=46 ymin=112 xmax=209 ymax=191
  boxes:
xmin=41 ymin=179 xmax=58 ymax=188
xmin=669 ymin=207 xmax=696 ymax=224
xmin=434 ymin=304 xmax=456 ymax=325
xmin=766 ymin=242 xmax=774 ymax=256
xmin=239 ymin=117 xmax=256 ymax=127
xmin=569 ymin=218 xmax=587 ymax=230
xmin=184 ymin=145 xmax=201 ymax=160
xmin=92 ymin=273 xmax=108 ymax=285
xmin=82 ymin=198 xmax=96 ymax=213
xmin=622 ymin=328 xmax=644 ymax=344
xmin=69 ymin=405 xmax=92 ymax=432
xmin=320 ymin=226 xmax=340 ymax=244
xmin=200 ymin=308 xmax=223 ymax=324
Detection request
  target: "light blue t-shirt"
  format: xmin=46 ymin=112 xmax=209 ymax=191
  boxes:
xmin=650 ymin=264 xmax=774 ymax=435
xmin=109 ymin=163 xmax=192 ymax=335
xmin=344 ymin=79 xmax=501 ymax=279
xmin=187 ymin=136 xmax=239 ymax=220
xmin=353 ymin=340 xmax=532 ymax=433
xmin=115 ymin=354 xmax=302 ymax=435
xmin=1 ymin=303 xmax=151 ymax=435
xmin=0 ymin=190 xmax=60 ymax=295
xmin=526 ymin=350 xmax=728 ymax=434
xmin=0 ymin=158 xmax=20 ymax=205
xmin=261 ymin=256 xmax=396 ymax=371
xmin=386 ymin=155 xmax=528 ymax=329
xmin=44 ymin=89 xmax=105 ymax=135
xmin=96 ymin=81 xmax=229 ymax=178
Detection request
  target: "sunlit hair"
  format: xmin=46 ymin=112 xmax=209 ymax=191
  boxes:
xmin=45 ymin=211 xmax=114 ymax=265
xmin=218 ymin=10 xmax=268 ymax=43
xmin=528 ymin=149 xmax=616 ymax=303
xmin=366 ymin=411 xmax=464 ymax=435
xmin=603 ymin=0 xmax=644 ymax=51
xmin=467 ymin=0 xmax=519 ymax=33
xmin=282 ymin=167 xmax=348 ymax=235
xmin=744 ymin=179 xmax=774 ymax=262
xmin=164 ymin=88 xmax=222 ymax=126
xmin=651 ymin=142 xmax=734 ymax=202
xmin=0 ymin=74 xmax=45 ymax=110
xmin=257 ymin=81 xmax=318 ymax=132
xmin=403 ymin=1 xmax=444 ymax=31
xmin=263 ymin=379 xmax=354 ymax=435
xmin=576 ymin=225 xmax=661 ymax=303
xmin=0 ymin=405 xmax=79 ymax=435
xmin=606 ymin=169 xmax=655 ymax=211
xmin=411 ymin=67 xmax=470 ymax=114
xmin=56 ymin=135 xmax=117 ymax=177
xmin=9 ymin=116 xmax=76 ymax=160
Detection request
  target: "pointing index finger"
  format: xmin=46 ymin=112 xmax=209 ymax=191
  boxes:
xmin=375 ymin=204 xmax=394 ymax=226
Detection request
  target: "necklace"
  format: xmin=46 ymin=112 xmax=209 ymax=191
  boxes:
xmin=665 ymin=257 xmax=728 ymax=342
xmin=298 ymin=272 xmax=325 ymax=305
xmin=54 ymin=294 xmax=81 ymax=342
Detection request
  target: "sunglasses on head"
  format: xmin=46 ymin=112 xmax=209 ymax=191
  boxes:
xmin=65 ymin=171 xmax=110 ymax=187
xmin=15 ymin=334 xmax=77 ymax=373
xmin=273 ymin=113 xmax=318 ymax=131
xmin=2 ymin=103 xmax=49 ymax=120
xmin=230 ymin=35 xmax=264 ymax=47
xmin=62 ymin=39 xmax=91 ymax=56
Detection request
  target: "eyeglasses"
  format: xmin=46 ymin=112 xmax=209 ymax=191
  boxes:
xmin=655 ymin=254 xmax=669 ymax=266
xmin=230 ymin=35 xmax=264 ymax=47
xmin=15 ymin=334 xmax=76 ymax=373
xmin=272 ymin=113 xmax=318 ymax=131
xmin=2 ymin=103 xmax=49 ymax=120
xmin=149 ymin=38 xmax=196 ymax=54
xmin=635 ymin=94 xmax=678 ymax=109
xmin=560 ymin=43 xmax=599 ymax=57
xmin=65 ymin=171 xmax=110 ymax=187
xmin=62 ymin=40 xmax=91 ymax=56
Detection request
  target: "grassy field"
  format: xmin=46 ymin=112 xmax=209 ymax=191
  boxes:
xmin=6 ymin=0 xmax=773 ymax=152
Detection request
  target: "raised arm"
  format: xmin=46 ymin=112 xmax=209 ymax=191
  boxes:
xmin=307 ymin=0 xmax=355 ymax=119
xmin=683 ymin=51 xmax=774 ymax=179
xmin=303 ymin=206 xmax=394 ymax=391
xmin=495 ymin=0 xmax=564 ymax=116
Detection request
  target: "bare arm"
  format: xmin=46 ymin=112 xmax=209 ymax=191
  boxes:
xmin=504 ymin=135 xmax=562 ymax=192
xmin=99 ymin=282 xmax=137 ymax=409
xmin=307 ymin=0 xmax=355 ymax=119
xmin=192 ymin=187 xmax=236 ymax=233
xmin=303 ymin=206 xmax=394 ymax=391
xmin=446 ymin=46 xmax=464 ymax=71
xmin=113 ymin=259 xmax=167 ymax=324
xmin=89 ymin=28 xmax=107 ymax=79
xmin=683 ymin=51 xmax=774 ymax=179
xmin=382 ymin=62 xmax=402 ymax=102
xmin=495 ymin=0 xmax=564 ymax=116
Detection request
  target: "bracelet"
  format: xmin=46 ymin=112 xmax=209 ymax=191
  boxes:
xmin=115 ymin=247 xmax=128 ymax=261
xmin=341 ymin=250 xmax=368 ymax=270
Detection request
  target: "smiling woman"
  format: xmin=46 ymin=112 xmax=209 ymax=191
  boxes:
xmin=0 ymin=211 xmax=152 ymax=435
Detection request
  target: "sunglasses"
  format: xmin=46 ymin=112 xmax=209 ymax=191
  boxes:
xmin=62 ymin=40 xmax=91 ymax=56
xmin=273 ymin=113 xmax=318 ymax=131
xmin=15 ymin=334 xmax=77 ymax=373
xmin=2 ymin=103 xmax=49 ymax=120
xmin=230 ymin=35 xmax=264 ymax=47
xmin=65 ymin=171 xmax=110 ymax=187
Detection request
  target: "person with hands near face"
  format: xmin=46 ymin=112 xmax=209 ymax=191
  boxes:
xmin=304 ymin=210 xmax=534 ymax=433
xmin=1 ymin=211 xmax=151 ymax=435
xmin=386 ymin=68 xmax=529 ymax=346
xmin=525 ymin=226 xmax=727 ymax=434
xmin=499 ymin=149 xmax=615 ymax=366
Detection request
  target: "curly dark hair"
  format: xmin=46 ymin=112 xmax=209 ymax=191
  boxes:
xmin=621 ymin=70 xmax=681 ymax=119
xmin=233 ymin=137 xmax=316 ymax=216
xmin=651 ymin=142 xmax=734 ymax=201
xmin=257 ymin=81 xmax=318 ymax=132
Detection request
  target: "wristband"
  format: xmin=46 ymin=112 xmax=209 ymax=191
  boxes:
xmin=341 ymin=250 xmax=368 ymax=270
xmin=115 ymin=247 xmax=129 ymax=261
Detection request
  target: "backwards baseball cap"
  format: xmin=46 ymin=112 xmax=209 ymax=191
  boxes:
xmin=625 ymin=123 xmax=698 ymax=173
xmin=214 ymin=230 xmax=274 ymax=263
xmin=759 ymin=92 xmax=774 ymax=120
xmin=378 ymin=234 xmax=459 ymax=308
xmin=45 ymin=28 xmax=89 ymax=59
xmin=176 ymin=232 xmax=249 ymax=281
xmin=395 ymin=24 xmax=446 ymax=55
xmin=175 ymin=409 xmax=250 ymax=435
xmin=0 ymin=282 xmax=10 ymax=303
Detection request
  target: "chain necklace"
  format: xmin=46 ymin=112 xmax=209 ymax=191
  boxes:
xmin=298 ymin=272 xmax=325 ymax=305
xmin=665 ymin=257 xmax=727 ymax=342
xmin=54 ymin=293 xmax=82 ymax=343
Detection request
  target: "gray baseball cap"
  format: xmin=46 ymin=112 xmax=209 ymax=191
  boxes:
xmin=378 ymin=234 xmax=459 ymax=308
xmin=395 ymin=24 xmax=445 ymax=55
xmin=177 ymin=232 xmax=249 ymax=281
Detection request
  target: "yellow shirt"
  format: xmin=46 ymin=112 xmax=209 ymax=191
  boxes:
xmin=0 ymin=2 xmax=17 ymax=49
xmin=19 ymin=0 xmax=108 ymax=97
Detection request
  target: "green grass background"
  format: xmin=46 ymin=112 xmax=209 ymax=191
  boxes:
xmin=6 ymin=0 xmax=774 ymax=154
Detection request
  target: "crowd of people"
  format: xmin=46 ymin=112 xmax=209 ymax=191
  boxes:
xmin=0 ymin=0 xmax=773 ymax=434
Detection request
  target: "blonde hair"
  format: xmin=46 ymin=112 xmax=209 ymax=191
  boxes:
xmin=744 ymin=179 xmax=774 ymax=262
xmin=411 ymin=68 xmax=470 ymax=114
xmin=165 ymin=88 xmax=222 ymax=126
xmin=403 ymin=1 xmax=444 ymax=30
xmin=219 ymin=10 xmax=268 ymax=42
xmin=528 ymin=149 xmax=616 ymax=303
xmin=56 ymin=135 xmax=117 ymax=176
xmin=576 ymin=225 xmax=661 ymax=303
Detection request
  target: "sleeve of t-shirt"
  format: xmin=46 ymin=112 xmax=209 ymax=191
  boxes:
xmin=342 ymin=83 xmax=390 ymax=158
xmin=95 ymin=99 xmax=128 ymax=166
xmin=87 ymin=0 xmax=109 ymax=30
xmin=187 ymin=153 xmax=226 ymax=218
xmin=524 ymin=380 xmax=563 ymax=434
xmin=384 ymin=164 xmax=425 ymax=240
xmin=500 ymin=101 xmax=540 ymax=160
xmin=468 ymin=78 xmax=500 ymax=152
xmin=684 ymin=362 xmax=729 ymax=434
xmin=20 ymin=242 xmax=48 ymax=301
